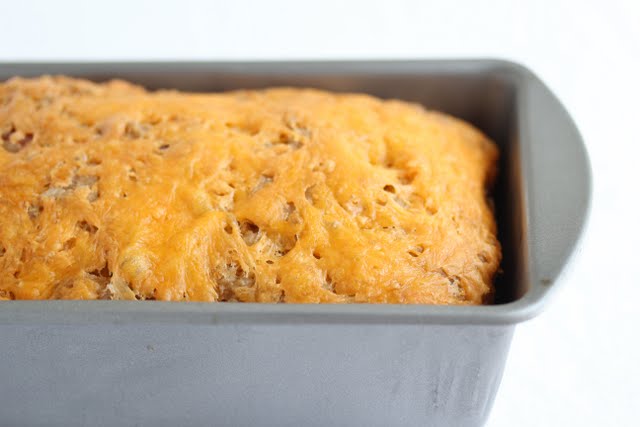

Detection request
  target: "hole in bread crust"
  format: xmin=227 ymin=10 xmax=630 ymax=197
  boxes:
xmin=275 ymin=235 xmax=296 ymax=257
xmin=284 ymin=202 xmax=299 ymax=223
xmin=2 ymin=125 xmax=34 ymax=153
xmin=63 ymin=238 xmax=76 ymax=250
xmin=447 ymin=276 xmax=464 ymax=299
xmin=124 ymin=121 xmax=150 ymax=139
xmin=239 ymin=220 xmax=260 ymax=246
xmin=77 ymin=220 xmax=98 ymax=234
xmin=0 ymin=289 xmax=15 ymax=300
xmin=277 ymin=131 xmax=303 ymax=150
xmin=305 ymin=186 xmax=316 ymax=203
xmin=88 ymin=263 xmax=112 ymax=287
xmin=285 ymin=201 xmax=295 ymax=216
xmin=398 ymin=170 xmax=417 ymax=185
xmin=217 ymin=262 xmax=256 ymax=301
xmin=408 ymin=244 xmax=425 ymax=258
xmin=226 ymin=121 xmax=261 ymax=136
xmin=283 ymin=114 xmax=311 ymax=138
xmin=87 ymin=189 xmax=100 ymax=202
xmin=383 ymin=184 xmax=396 ymax=194
xmin=323 ymin=272 xmax=335 ymax=292
xmin=28 ymin=204 xmax=43 ymax=220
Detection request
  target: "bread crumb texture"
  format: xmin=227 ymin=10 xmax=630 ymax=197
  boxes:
xmin=0 ymin=76 xmax=500 ymax=304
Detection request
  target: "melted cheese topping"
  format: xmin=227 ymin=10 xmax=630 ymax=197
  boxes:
xmin=0 ymin=76 xmax=500 ymax=304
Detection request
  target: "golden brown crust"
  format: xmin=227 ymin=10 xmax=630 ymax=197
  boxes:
xmin=0 ymin=76 xmax=500 ymax=304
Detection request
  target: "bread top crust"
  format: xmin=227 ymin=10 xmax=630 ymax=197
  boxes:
xmin=0 ymin=76 xmax=500 ymax=304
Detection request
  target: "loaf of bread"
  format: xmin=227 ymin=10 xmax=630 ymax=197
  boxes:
xmin=0 ymin=76 xmax=500 ymax=304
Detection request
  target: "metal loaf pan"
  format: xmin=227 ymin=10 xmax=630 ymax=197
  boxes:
xmin=0 ymin=60 xmax=591 ymax=427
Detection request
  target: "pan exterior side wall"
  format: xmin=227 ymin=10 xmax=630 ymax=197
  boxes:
xmin=0 ymin=324 xmax=514 ymax=427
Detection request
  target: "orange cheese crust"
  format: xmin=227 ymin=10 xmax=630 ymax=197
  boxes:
xmin=0 ymin=76 xmax=500 ymax=304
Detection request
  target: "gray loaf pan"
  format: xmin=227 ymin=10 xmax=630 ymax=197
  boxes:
xmin=0 ymin=60 xmax=590 ymax=427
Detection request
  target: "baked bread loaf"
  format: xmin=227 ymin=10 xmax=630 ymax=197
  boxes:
xmin=0 ymin=76 xmax=500 ymax=304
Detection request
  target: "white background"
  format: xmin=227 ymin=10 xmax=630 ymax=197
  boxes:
xmin=1 ymin=0 xmax=639 ymax=425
